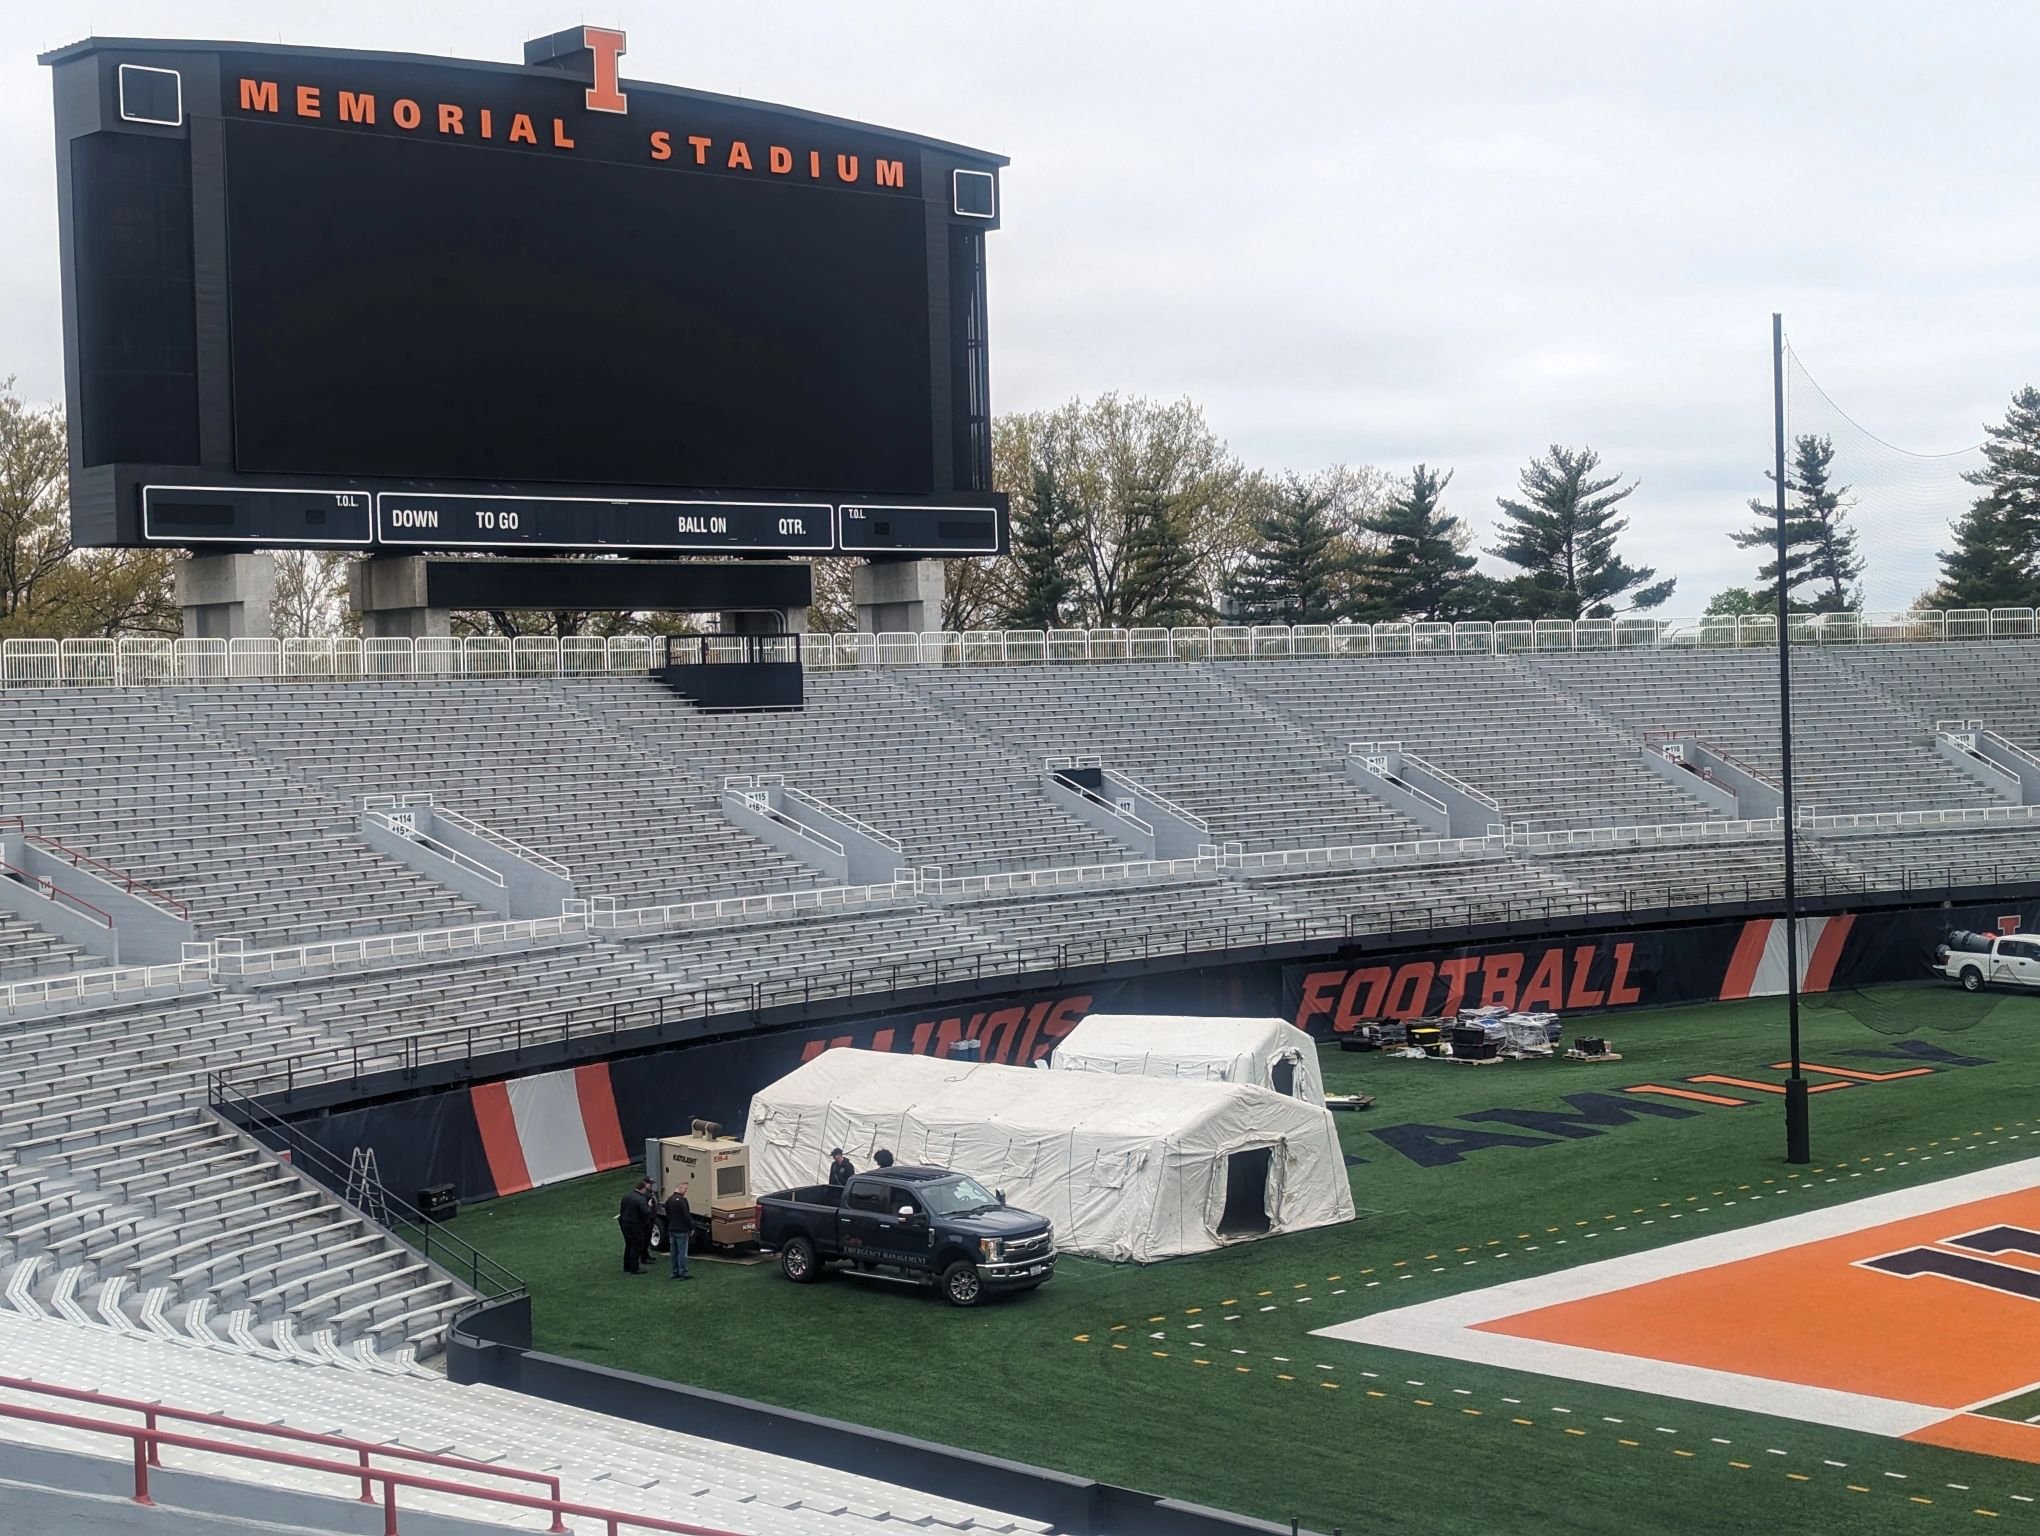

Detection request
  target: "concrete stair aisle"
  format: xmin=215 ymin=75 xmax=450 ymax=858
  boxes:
xmin=0 ymin=987 xmax=468 ymax=1369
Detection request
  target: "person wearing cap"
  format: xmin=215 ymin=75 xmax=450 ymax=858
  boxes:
xmin=827 ymin=1147 xmax=855 ymax=1187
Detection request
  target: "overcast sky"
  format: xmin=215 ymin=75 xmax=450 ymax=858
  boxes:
xmin=6 ymin=1 xmax=2034 ymax=613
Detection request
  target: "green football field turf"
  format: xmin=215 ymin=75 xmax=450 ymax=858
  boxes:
xmin=446 ymin=983 xmax=2040 ymax=1534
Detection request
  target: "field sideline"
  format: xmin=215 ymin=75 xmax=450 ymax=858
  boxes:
xmin=447 ymin=983 xmax=2040 ymax=1533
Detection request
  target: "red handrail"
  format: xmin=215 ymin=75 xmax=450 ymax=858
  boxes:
xmin=22 ymin=832 xmax=190 ymax=920
xmin=0 ymin=1372 xmax=558 ymax=1504
xmin=0 ymin=1396 xmax=746 ymax=1536
xmin=0 ymin=859 xmax=115 ymax=929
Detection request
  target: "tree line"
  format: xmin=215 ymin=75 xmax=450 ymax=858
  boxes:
xmin=1 ymin=377 xmax=2037 ymax=640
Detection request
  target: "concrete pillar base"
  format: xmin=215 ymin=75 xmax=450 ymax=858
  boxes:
xmin=176 ymin=553 xmax=276 ymax=640
xmin=349 ymin=556 xmax=452 ymax=640
xmin=852 ymin=559 xmax=945 ymax=635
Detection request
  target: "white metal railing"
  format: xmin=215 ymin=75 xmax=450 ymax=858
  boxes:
xmin=425 ymin=801 xmax=573 ymax=879
xmin=0 ymin=958 xmax=211 ymax=1016
xmin=1346 ymin=743 xmax=1450 ymax=818
xmin=1804 ymin=804 xmax=2040 ymax=837
xmin=214 ymin=913 xmax=587 ymax=984
xmin=1223 ymin=834 xmax=1508 ymax=875
xmin=363 ymin=809 xmax=507 ymax=888
xmin=729 ymin=789 xmax=848 ymax=860
xmin=1101 ymin=767 xmax=1210 ymax=833
xmin=7 ymin=614 xmax=2039 ymax=690
xmin=921 ymin=854 xmax=1220 ymax=901
xmin=1514 ymin=818 xmax=1784 ymax=854
xmin=585 ymin=879 xmax=918 ymax=936
xmin=780 ymin=785 xmax=905 ymax=853
xmin=1398 ymin=748 xmax=1502 ymax=813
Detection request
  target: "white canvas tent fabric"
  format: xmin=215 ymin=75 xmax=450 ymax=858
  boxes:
xmin=1050 ymin=1014 xmax=1327 ymax=1107
xmin=745 ymin=1049 xmax=1353 ymax=1263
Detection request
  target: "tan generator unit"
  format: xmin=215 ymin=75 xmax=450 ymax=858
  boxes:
xmin=646 ymin=1119 xmax=758 ymax=1249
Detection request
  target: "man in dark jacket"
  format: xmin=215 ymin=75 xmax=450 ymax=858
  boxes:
xmin=664 ymin=1184 xmax=694 ymax=1279
xmin=828 ymin=1148 xmax=854 ymax=1187
xmin=618 ymin=1179 xmax=654 ymax=1274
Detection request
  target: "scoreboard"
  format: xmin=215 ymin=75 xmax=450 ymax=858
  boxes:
xmin=45 ymin=28 xmax=1008 ymax=557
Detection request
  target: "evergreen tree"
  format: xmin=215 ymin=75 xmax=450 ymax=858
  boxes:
xmin=1225 ymin=473 xmax=1351 ymax=625
xmin=1353 ymin=464 xmax=1477 ymax=621
xmin=1729 ymin=434 xmax=1863 ymax=612
xmin=1117 ymin=485 xmax=1213 ymax=627
xmin=1006 ymin=453 xmax=1079 ymax=631
xmin=1934 ymin=385 xmax=2040 ymax=610
xmin=1488 ymin=444 xmax=1674 ymax=619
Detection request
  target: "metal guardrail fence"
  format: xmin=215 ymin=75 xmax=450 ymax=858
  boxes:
xmin=4 ymin=610 xmax=2040 ymax=687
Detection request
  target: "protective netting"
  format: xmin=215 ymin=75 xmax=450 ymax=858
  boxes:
xmin=1782 ymin=340 xmax=1987 ymax=615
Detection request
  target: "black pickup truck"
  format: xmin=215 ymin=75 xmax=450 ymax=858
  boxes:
xmin=756 ymin=1166 xmax=1056 ymax=1306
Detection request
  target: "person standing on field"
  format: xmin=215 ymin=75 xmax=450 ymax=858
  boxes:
xmin=618 ymin=1178 xmax=654 ymax=1274
xmin=665 ymin=1183 xmax=694 ymax=1279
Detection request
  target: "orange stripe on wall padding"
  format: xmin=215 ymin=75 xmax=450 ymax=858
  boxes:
xmin=471 ymin=1081 xmax=533 ymax=1197
xmin=1801 ymin=912 xmax=1856 ymax=993
xmin=1718 ymin=919 xmax=1772 ymax=1001
xmin=573 ymin=1061 xmax=630 ymax=1171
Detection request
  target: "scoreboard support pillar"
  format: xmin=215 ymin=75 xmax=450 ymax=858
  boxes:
xmin=720 ymin=607 xmax=808 ymax=637
xmin=349 ymin=556 xmax=453 ymax=641
xmin=176 ymin=553 xmax=277 ymax=641
xmin=853 ymin=558 xmax=945 ymax=635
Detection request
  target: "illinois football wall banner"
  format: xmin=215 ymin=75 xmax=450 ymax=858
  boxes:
xmin=1284 ymin=900 xmax=2040 ymax=1034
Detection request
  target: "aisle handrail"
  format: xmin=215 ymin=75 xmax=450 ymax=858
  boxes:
xmin=0 ymin=1395 xmax=743 ymax=1536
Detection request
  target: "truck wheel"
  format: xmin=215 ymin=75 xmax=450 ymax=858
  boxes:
xmin=780 ymin=1236 xmax=820 ymax=1283
xmin=1961 ymin=967 xmax=1984 ymax=993
xmin=939 ymin=1260 xmax=983 ymax=1308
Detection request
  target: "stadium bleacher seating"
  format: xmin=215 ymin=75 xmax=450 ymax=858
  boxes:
xmin=0 ymin=1308 xmax=1058 ymax=1533
xmin=4 ymin=635 xmax=2040 ymax=1404
xmin=1523 ymin=649 xmax=2000 ymax=815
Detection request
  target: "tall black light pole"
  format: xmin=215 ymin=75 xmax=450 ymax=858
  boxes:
xmin=1774 ymin=313 xmax=1811 ymax=1164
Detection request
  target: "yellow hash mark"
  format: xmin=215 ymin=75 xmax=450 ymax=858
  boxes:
xmin=1462 ymin=1408 xmax=1481 ymax=1417
xmin=1235 ymin=1366 xmax=1251 ymax=1374
xmin=1846 ymin=1484 xmax=1868 ymax=1492
xmin=1148 ymin=1314 xmax=1166 ymax=1322
xmin=1977 ymin=1509 xmax=2000 ymax=1517
xmin=1512 ymin=1418 xmax=1534 ymax=1426
xmin=1564 ymin=1427 xmax=1587 ymax=1437
xmin=1110 ymin=1324 xmax=1127 ymax=1332
xmin=1185 ymin=1307 xmax=1202 ymax=1315
xmin=1257 ymin=1290 xmax=1273 ymax=1297
xmin=1319 ymin=1381 xmax=1338 ymax=1390
xmin=1786 ymin=1472 xmax=1808 ymax=1481
xmin=1112 ymin=1344 xmax=1128 ymax=1351
xmin=1733 ymin=1463 xmax=1754 ymax=1471
xmin=1278 ymin=1373 xmax=1295 ymax=1381
xmin=1220 ymin=1298 xmax=1237 ymax=1307
xmin=1674 ymin=1450 xmax=1694 ymax=1458
xmin=1193 ymin=1359 xmax=1211 ymax=1367
xmin=1073 ymin=1334 xmax=1090 ymax=1343
xmin=1293 ymin=1282 xmax=1309 ymax=1289
xmin=1619 ymin=1438 xmax=1639 ymax=1447
xmin=1366 ymin=1389 xmax=1387 ymax=1398
xmin=1151 ymin=1351 xmax=1168 ymax=1359
xmin=1912 ymin=1497 xmax=1934 ymax=1505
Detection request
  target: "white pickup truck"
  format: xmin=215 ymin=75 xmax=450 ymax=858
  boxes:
xmin=1933 ymin=930 xmax=2040 ymax=992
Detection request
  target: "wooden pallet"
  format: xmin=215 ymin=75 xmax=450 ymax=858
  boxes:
xmin=1564 ymin=1050 xmax=1625 ymax=1063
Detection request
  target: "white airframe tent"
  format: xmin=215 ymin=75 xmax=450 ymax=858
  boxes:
xmin=745 ymin=1048 xmax=1353 ymax=1263
xmin=1050 ymin=1014 xmax=1327 ymax=1107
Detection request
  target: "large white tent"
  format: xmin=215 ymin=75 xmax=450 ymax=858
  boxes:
xmin=1050 ymin=1014 xmax=1327 ymax=1107
xmin=745 ymin=1048 xmax=1353 ymax=1263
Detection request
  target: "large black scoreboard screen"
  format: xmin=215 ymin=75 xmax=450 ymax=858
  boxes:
xmin=44 ymin=27 xmax=1008 ymax=556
